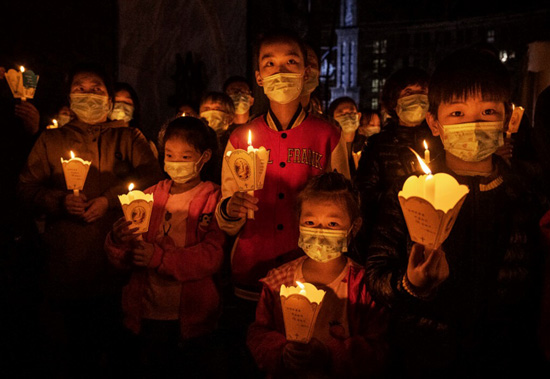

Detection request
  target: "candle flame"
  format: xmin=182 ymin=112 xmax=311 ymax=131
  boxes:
xmin=423 ymin=140 xmax=428 ymax=150
xmin=248 ymin=129 xmax=252 ymax=146
xmin=53 ymin=119 xmax=58 ymax=126
xmin=20 ymin=66 xmax=25 ymax=73
xmin=408 ymin=147 xmax=431 ymax=175
xmin=128 ymin=183 xmax=135 ymax=192
xmin=296 ymin=281 xmax=306 ymax=295
xmin=181 ymin=112 xmax=186 ymax=117
xmin=70 ymin=150 xmax=75 ymax=159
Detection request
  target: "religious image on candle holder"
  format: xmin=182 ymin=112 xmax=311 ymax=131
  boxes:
xmin=398 ymin=151 xmax=469 ymax=250
xmin=60 ymin=151 xmax=91 ymax=197
xmin=118 ymin=183 xmax=154 ymax=235
xmin=4 ymin=66 xmax=39 ymax=100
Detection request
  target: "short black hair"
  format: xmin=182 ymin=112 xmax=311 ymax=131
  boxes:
xmin=428 ymin=47 xmax=511 ymax=116
xmin=296 ymin=171 xmax=361 ymax=223
xmin=199 ymin=91 xmax=235 ymax=115
xmin=253 ymin=29 xmax=308 ymax=71
xmin=381 ymin=67 xmax=429 ymax=119
xmin=223 ymin=76 xmax=251 ymax=93
xmin=67 ymin=62 xmax=115 ymax=102
xmin=328 ymin=96 xmax=358 ymax=118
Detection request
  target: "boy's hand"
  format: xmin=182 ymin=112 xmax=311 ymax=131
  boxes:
xmin=111 ymin=217 xmax=139 ymax=244
xmin=406 ymin=243 xmax=449 ymax=295
xmin=226 ymin=191 xmax=258 ymax=218
xmin=282 ymin=339 xmax=329 ymax=370
xmin=132 ymin=241 xmax=155 ymax=267
xmin=64 ymin=193 xmax=88 ymax=216
xmin=82 ymin=196 xmax=109 ymax=223
xmin=495 ymin=137 xmax=514 ymax=160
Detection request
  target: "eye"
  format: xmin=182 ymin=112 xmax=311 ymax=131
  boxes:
xmin=165 ymin=153 xmax=172 ymax=158
xmin=288 ymin=58 xmax=298 ymax=65
xmin=264 ymin=61 xmax=274 ymax=67
xmin=328 ymin=221 xmax=340 ymax=228
xmin=450 ymin=111 xmax=463 ymax=117
xmin=303 ymin=220 xmax=315 ymax=226
xmin=482 ymin=108 xmax=496 ymax=116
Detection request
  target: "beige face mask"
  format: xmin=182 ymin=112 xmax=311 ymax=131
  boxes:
xmin=261 ymin=72 xmax=303 ymax=104
xmin=442 ymin=121 xmax=504 ymax=162
xmin=298 ymin=226 xmax=350 ymax=262
xmin=70 ymin=93 xmax=110 ymax=125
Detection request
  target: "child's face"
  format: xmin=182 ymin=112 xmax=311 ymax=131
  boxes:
xmin=114 ymin=89 xmax=134 ymax=106
xmin=333 ymin=102 xmax=359 ymax=119
xmin=164 ymin=138 xmax=203 ymax=163
xmin=299 ymin=199 xmax=351 ymax=231
xmin=200 ymin=99 xmax=229 ymax=114
xmin=398 ymin=84 xmax=427 ymax=100
xmin=427 ymin=93 xmax=505 ymax=138
xmin=255 ymin=40 xmax=307 ymax=85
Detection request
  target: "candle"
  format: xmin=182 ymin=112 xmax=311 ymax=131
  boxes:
xmin=19 ymin=66 xmax=26 ymax=101
xmin=247 ymin=129 xmax=255 ymax=219
xmin=507 ymin=103 xmax=524 ymax=139
xmin=416 ymin=151 xmax=435 ymax=203
xmin=423 ymin=140 xmax=430 ymax=163
xmin=118 ymin=183 xmax=154 ymax=239
xmin=60 ymin=150 xmax=91 ymax=196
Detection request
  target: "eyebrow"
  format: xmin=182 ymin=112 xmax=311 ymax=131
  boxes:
xmin=260 ymin=51 xmax=301 ymax=61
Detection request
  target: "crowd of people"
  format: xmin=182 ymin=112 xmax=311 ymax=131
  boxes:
xmin=2 ymin=28 xmax=550 ymax=378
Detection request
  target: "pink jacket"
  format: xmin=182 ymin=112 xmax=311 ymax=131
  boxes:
xmin=247 ymin=255 xmax=388 ymax=378
xmin=105 ymin=179 xmax=225 ymax=339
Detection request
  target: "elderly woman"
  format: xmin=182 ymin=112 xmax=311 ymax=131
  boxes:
xmin=18 ymin=62 xmax=163 ymax=376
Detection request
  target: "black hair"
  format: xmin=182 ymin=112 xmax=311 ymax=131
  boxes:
xmin=159 ymin=116 xmax=220 ymax=183
xmin=114 ymin=82 xmax=140 ymax=128
xmin=360 ymin=109 xmax=381 ymax=125
xmin=223 ymin=76 xmax=251 ymax=93
xmin=66 ymin=62 xmax=115 ymax=103
xmin=253 ymin=29 xmax=308 ymax=71
xmin=296 ymin=171 xmax=361 ymax=223
xmin=199 ymin=91 xmax=235 ymax=115
xmin=381 ymin=67 xmax=430 ymax=119
xmin=328 ymin=96 xmax=358 ymax=118
xmin=428 ymin=47 xmax=511 ymax=117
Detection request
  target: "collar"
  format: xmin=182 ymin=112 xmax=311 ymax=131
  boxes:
xmin=265 ymin=104 xmax=307 ymax=131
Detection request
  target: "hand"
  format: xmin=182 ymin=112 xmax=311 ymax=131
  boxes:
xmin=111 ymin=217 xmax=139 ymax=244
xmin=15 ymin=101 xmax=40 ymax=135
xmin=82 ymin=196 xmax=109 ymax=223
xmin=282 ymin=339 xmax=328 ymax=371
xmin=132 ymin=241 xmax=154 ymax=267
xmin=226 ymin=191 xmax=258 ymax=218
xmin=495 ymin=137 xmax=514 ymax=160
xmin=406 ymin=243 xmax=449 ymax=294
xmin=64 ymin=193 xmax=88 ymax=216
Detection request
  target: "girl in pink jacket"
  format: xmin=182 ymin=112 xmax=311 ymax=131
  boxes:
xmin=105 ymin=116 xmax=225 ymax=377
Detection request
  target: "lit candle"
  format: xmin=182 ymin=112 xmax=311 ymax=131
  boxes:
xmin=19 ymin=66 xmax=26 ymax=101
xmin=247 ymin=129 xmax=255 ymax=219
xmin=417 ymin=153 xmax=435 ymax=203
xmin=118 ymin=183 xmax=154 ymax=239
xmin=423 ymin=140 xmax=430 ymax=163
xmin=60 ymin=150 xmax=91 ymax=196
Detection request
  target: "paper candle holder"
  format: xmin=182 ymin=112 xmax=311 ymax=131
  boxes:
xmin=5 ymin=68 xmax=39 ymax=100
xmin=280 ymin=282 xmax=326 ymax=343
xmin=507 ymin=105 xmax=524 ymax=136
xmin=398 ymin=173 xmax=469 ymax=250
xmin=118 ymin=189 xmax=154 ymax=234
xmin=225 ymin=147 xmax=269 ymax=191
xmin=61 ymin=155 xmax=91 ymax=192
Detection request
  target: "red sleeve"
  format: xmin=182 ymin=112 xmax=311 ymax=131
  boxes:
xmin=148 ymin=215 xmax=225 ymax=282
xmin=246 ymin=284 xmax=288 ymax=374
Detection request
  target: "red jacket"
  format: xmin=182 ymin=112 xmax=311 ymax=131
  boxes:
xmin=247 ymin=256 xmax=388 ymax=377
xmin=105 ymin=179 xmax=225 ymax=339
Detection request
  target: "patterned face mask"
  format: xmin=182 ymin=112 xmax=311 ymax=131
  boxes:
xmin=442 ymin=121 xmax=504 ymax=162
xmin=70 ymin=93 xmax=110 ymax=125
xmin=298 ymin=226 xmax=350 ymax=262
xmin=164 ymin=153 xmax=205 ymax=184
xmin=230 ymin=94 xmax=251 ymax=115
xmin=335 ymin=112 xmax=360 ymax=134
xmin=200 ymin=110 xmax=229 ymax=132
xmin=110 ymin=102 xmax=134 ymax=123
xmin=261 ymin=72 xmax=303 ymax=104
xmin=396 ymin=94 xmax=429 ymax=125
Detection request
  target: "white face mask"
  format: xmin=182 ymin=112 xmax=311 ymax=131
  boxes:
xmin=164 ymin=153 xmax=205 ymax=184
xmin=200 ymin=110 xmax=229 ymax=132
xmin=396 ymin=94 xmax=429 ymax=125
xmin=442 ymin=121 xmax=504 ymax=162
xmin=298 ymin=226 xmax=350 ymax=263
xmin=70 ymin=93 xmax=110 ymax=125
xmin=261 ymin=72 xmax=303 ymax=104
xmin=301 ymin=68 xmax=319 ymax=96
xmin=334 ymin=112 xmax=360 ymax=134
xmin=230 ymin=94 xmax=251 ymax=115
xmin=360 ymin=126 xmax=381 ymax=137
xmin=57 ymin=114 xmax=71 ymax=127
xmin=110 ymin=102 xmax=134 ymax=123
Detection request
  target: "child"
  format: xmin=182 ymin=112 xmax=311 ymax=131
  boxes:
xmin=199 ymin=91 xmax=235 ymax=148
xmin=247 ymin=172 xmax=388 ymax=377
xmin=104 ymin=116 xmax=226 ymax=377
xmin=328 ymin=96 xmax=362 ymax=176
xmin=223 ymin=75 xmax=255 ymax=126
xmin=365 ymin=48 xmax=546 ymax=378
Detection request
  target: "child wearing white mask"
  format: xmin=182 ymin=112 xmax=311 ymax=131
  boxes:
xmin=105 ymin=116 xmax=226 ymax=377
xmin=247 ymin=171 xmax=388 ymax=377
xmin=199 ymin=91 xmax=235 ymax=149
